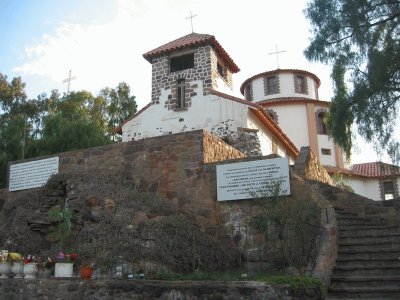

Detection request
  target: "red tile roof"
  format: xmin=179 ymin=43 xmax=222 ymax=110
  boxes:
xmin=351 ymin=162 xmax=400 ymax=178
xmin=143 ymin=33 xmax=240 ymax=73
xmin=240 ymin=69 xmax=321 ymax=95
xmin=326 ymin=162 xmax=400 ymax=178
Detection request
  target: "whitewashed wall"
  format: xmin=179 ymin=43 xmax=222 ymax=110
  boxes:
xmin=247 ymin=111 xmax=295 ymax=164
xmin=248 ymin=72 xmax=319 ymax=102
xmin=346 ymin=177 xmax=381 ymax=201
xmin=264 ymin=104 xmax=310 ymax=151
xmin=122 ymin=87 xmax=249 ymax=141
xmin=317 ymin=135 xmax=337 ymax=166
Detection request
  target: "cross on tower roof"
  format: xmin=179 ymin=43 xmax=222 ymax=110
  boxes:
xmin=62 ymin=70 xmax=77 ymax=95
xmin=268 ymin=44 xmax=287 ymax=69
xmin=185 ymin=11 xmax=197 ymax=33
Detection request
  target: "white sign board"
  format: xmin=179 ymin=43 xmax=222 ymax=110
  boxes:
xmin=217 ymin=157 xmax=290 ymax=201
xmin=9 ymin=157 xmax=59 ymax=192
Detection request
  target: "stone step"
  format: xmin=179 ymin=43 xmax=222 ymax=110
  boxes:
xmin=330 ymin=275 xmax=400 ymax=289
xmin=339 ymin=243 xmax=400 ymax=253
xmin=333 ymin=265 xmax=400 ymax=276
xmin=335 ymin=259 xmax=400 ymax=268
xmin=339 ymin=227 xmax=400 ymax=238
xmin=328 ymin=286 xmax=400 ymax=299
xmin=337 ymin=251 xmax=400 ymax=261
xmin=336 ymin=214 xmax=387 ymax=224
xmin=339 ymin=235 xmax=400 ymax=246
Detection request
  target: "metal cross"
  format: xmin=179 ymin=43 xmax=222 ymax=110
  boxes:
xmin=62 ymin=70 xmax=77 ymax=95
xmin=268 ymin=44 xmax=287 ymax=69
xmin=185 ymin=11 xmax=197 ymax=33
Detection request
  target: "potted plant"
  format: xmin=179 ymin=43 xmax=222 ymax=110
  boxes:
xmin=9 ymin=252 xmax=24 ymax=278
xmin=23 ymin=255 xmax=39 ymax=279
xmin=79 ymin=262 xmax=94 ymax=279
xmin=54 ymin=251 xmax=78 ymax=278
xmin=0 ymin=250 xmax=11 ymax=279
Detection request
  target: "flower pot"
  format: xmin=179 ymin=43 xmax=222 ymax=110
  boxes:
xmin=55 ymin=263 xmax=73 ymax=278
xmin=79 ymin=266 xmax=93 ymax=279
xmin=11 ymin=262 xmax=24 ymax=278
xmin=0 ymin=262 xmax=11 ymax=279
xmin=23 ymin=263 xmax=38 ymax=279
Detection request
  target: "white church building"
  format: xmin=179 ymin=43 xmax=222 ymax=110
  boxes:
xmin=116 ymin=32 xmax=400 ymax=201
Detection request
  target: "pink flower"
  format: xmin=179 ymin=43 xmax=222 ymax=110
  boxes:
xmin=57 ymin=251 xmax=65 ymax=260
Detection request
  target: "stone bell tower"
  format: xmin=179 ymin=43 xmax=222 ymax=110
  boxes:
xmin=142 ymin=33 xmax=240 ymax=111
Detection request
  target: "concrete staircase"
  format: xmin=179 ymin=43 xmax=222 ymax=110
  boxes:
xmin=328 ymin=209 xmax=400 ymax=299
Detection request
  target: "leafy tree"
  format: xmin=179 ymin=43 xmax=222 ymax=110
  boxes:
xmin=38 ymin=91 xmax=110 ymax=155
xmin=100 ymin=82 xmax=137 ymax=142
xmin=304 ymin=0 xmax=400 ymax=162
xmin=0 ymin=74 xmax=37 ymax=187
xmin=0 ymin=73 xmax=137 ymax=188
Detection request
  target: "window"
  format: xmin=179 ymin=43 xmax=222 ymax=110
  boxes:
xmin=383 ymin=181 xmax=395 ymax=200
xmin=294 ymin=74 xmax=308 ymax=94
xmin=317 ymin=112 xmax=328 ymax=134
xmin=321 ymin=148 xmax=331 ymax=155
xmin=170 ymin=53 xmax=194 ymax=72
xmin=265 ymin=76 xmax=279 ymax=95
xmin=217 ymin=63 xmax=225 ymax=77
xmin=177 ymin=79 xmax=186 ymax=108
xmin=244 ymin=85 xmax=252 ymax=101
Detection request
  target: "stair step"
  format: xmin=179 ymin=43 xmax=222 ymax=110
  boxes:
xmin=336 ymin=215 xmax=387 ymax=224
xmin=339 ymin=243 xmax=400 ymax=253
xmin=328 ymin=286 xmax=400 ymax=299
xmin=330 ymin=276 xmax=400 ymax=289
xmin=339 ymin=236 xmax=400 ymax=246
xmin=335 ymin=259 xmax=400 ymax=268
xmin=337 ymin=251 xmax=400 ymax=261
xmin=339 ymin=227 xmax=400 ymax=238
xmin=333 ymin=265 xmax=400 ymax=276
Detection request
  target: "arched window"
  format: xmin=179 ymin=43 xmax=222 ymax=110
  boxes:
xmin=316 ymin=111 xmax=327 ymax=134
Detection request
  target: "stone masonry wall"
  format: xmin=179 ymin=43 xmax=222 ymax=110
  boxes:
xmin=151 ymin=46 xmax=213 ymax=106
xmin=150 ymin=45 xmax=233 ymax=107
xmin=203 ymin=131 xmax=246 ymax=163
xmin=7 ymin=130 xmax=245 ymax=229
xmin=7 ymin=130 xmax=337 ymax=283
xmin=0 ymin=279 xmax=320 ymax=300
xmin=294 ymin=146 xmax=334 ymax=185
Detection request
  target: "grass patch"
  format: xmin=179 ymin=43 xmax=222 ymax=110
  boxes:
xmin=147 ymin=272 xmax=325 ymax=297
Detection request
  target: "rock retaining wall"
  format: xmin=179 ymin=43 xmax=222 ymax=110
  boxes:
xmin=0 ymin=279 xmax=322 ymax=300
xmin=294 ymin=146 xmax=334 ymax=185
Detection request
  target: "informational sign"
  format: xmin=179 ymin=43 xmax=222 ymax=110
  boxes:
xmin=9 ymin=157 xmax=59 ymax=192
xmin=216 ymin=157 xmax=290 ymax=201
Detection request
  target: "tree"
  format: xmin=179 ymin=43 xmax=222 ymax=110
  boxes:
xmin=100 ymin=82 xmax=137 ymax=142
xmin=0 ymin=74 xmax=137 ymax=188
xmin=304 ymin=0 xmax=400 ymax=163
xmin=38 ymin=91 xmax=110 ymax=155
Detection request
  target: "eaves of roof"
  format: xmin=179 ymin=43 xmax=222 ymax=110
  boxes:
xmin=143 ymin=33 xmax=240 ymax=73
xmin=240 ymin=69 xmax=321 ymax=95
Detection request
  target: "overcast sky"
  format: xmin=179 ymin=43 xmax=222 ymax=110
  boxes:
xmin=0 ymin=0 xmax=394 ymax=164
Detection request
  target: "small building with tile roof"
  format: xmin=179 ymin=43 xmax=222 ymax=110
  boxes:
xmin=327 ymin=162 xmax=400 ymax=201
xmin=117 ymin=33 xmax=298 ymax=162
